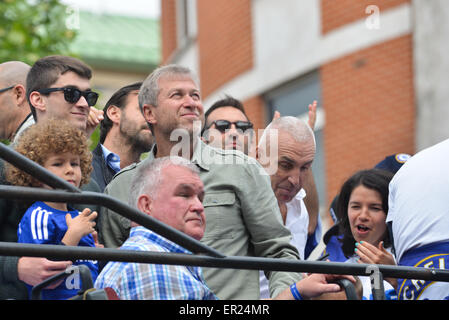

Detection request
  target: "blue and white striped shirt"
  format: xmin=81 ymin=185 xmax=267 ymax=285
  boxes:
xmin=95 ymin=226 xmax=217 ymax=300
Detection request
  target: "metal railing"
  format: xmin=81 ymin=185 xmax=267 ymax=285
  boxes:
xmin=2 ymin=141 xmax=449 ymax=300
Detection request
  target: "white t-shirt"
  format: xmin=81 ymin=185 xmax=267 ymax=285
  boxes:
xmin=387 ymin=138 xmax=449 ymax=263
xmin=259 ymin=189 xmax=309 ymax=299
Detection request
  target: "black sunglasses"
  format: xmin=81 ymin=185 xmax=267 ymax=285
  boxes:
xmin=210 ymin=120 xmax=254 ymax=133
xmin=37 ymin=87 xmax=99 ymax=106
xmin=0 ymin=85 xmax=14 ymax=94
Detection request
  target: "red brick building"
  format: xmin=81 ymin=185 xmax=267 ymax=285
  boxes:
xmin=159 ymin=0 xmax=444 ymax=228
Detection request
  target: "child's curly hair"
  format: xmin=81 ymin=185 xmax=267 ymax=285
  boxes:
xmin=6 ymin=119 xmax=92 ymax=188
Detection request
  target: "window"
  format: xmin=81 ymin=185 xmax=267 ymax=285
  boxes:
xmin=176 ymin=0 xmax=197 ymax=48
xmin=264 ymin=71 xmax=327 ymax=209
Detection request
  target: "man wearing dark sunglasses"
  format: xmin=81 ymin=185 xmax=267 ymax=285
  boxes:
xmin=26 ymin=55 xmax=103 ymax=137
xmin=203 ymin=95 xmax=254 ymax=155
xmin=0 ymin=61 xmax=33 ymax=142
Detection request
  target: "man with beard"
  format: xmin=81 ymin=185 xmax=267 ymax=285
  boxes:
xmin=91 ymin=82 xmax=154 ymax=191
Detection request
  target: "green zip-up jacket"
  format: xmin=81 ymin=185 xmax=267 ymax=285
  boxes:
xmin=99 ymin=139 xmax=301 ymax=300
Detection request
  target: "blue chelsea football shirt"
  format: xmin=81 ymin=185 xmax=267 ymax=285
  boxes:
xmin=18 ymin=201 xmax=98 ymax=300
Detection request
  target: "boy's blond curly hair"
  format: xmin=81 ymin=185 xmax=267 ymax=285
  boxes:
xmin=6 ymin=119 xmax=92 ymax=188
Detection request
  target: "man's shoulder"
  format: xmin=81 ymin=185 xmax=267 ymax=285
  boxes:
xmin=124 ymin=234 xmax=167 ymax=253
xmin=202 ymin=143 xmax=260 ymax=167
xmin=91 ymin=143 xmax=103 ymax=158
xmin=104 ymin=158 xmax=150 ymax=192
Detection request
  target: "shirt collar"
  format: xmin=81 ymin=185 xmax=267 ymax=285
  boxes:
xmin=101 ymin=144 xmax=121 ymax=173
xmin=191 ymin=138 xmax=211 ymax=171
xmin=130 ymin=226 xmax=192 ymax=255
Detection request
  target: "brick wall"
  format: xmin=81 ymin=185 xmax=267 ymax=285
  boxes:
xmin=321 ymin=35 xmax=415 ymax=204
xmin=197 ymin=0 xmax=253 ymax=98
xmin=243 ymin=95 xmax=266 ymax=133
xmin=160 ymin=0 xmax=177 ymax=64
xmin=321 ymin=0 xmax=410 ymax=34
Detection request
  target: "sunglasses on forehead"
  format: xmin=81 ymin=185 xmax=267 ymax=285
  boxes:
xmin=210 ymin=120 xmax=254 ymax=133
xmin=37 ymin=87 xmax=99 ymax=106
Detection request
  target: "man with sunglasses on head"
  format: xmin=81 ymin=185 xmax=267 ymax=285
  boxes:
xmin=0 ymin=61 xmax=33 ymax=143
xmin=202 ymin=95 xmax=255 ymax=156
xmin=0 ymin=55 xmax=103 ymax=299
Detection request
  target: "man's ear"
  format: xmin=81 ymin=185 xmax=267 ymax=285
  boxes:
xmin=28 ymin=91 xmax=46 ymax=112
xmin=142 ymin=104 xmax=157 ymax=125
xmin=12 ymin=84 xmax=27 ymax=106
xmin=137 ymin=194 xmax=153 ymax=216
xmin=106 ymin=105 xmax=121 ymax=125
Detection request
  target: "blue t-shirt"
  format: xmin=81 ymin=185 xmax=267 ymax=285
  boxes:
xmin=18 ymin=201 xmax=98 ymax=300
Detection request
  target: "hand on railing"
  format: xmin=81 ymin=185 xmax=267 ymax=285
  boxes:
xmin=18 ymin=256 xmax=72 ymax=288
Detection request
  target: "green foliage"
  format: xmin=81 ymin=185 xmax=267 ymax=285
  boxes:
xmin=89 ymin=126 xmax=100 ymax=151
xmin=0 ymin=0 xmax=102 ymax=148
xmin=0 ymin=0 xmax=77 ymax=65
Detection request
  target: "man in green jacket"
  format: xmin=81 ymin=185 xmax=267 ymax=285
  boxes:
xmin=98 ymin=64 xmax=302 ymax=300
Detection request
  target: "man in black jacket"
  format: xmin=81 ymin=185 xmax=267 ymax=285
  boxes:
xmin=91 ymin=82 xmax=154 ymax=191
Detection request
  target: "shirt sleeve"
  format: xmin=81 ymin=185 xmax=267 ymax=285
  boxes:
xmin=18 ymin=206 xmax=57 ymax=245
xmin=98 ymin=170 xmax=134 ymax=248
xmin=238 ymin=160 xmax=302 ymax=297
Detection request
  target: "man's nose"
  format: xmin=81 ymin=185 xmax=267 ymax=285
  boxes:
xmin=191 ymin=196 xmax=204 ymax=213
xmin=75 ymin=95 xmax=89 ymax=109
xmin=227 ymin=124 xmax=240 ymax=137
xmin=287 ymin=169 xmax=301 ymax=188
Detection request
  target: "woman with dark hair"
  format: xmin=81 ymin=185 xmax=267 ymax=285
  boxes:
xmin=337 ymin=169 xmax=397 ymax=299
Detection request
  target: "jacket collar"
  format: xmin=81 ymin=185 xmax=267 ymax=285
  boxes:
xmin=149 ymin=137 xmax=212 ymax=172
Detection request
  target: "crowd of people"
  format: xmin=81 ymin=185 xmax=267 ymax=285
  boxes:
xmin=0 ymin=55 xmax=447 ymax=300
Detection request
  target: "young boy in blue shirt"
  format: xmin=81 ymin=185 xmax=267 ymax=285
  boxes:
xmin=6 ymin=119 xmax=100 ymax=300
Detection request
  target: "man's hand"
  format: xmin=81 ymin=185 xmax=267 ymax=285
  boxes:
xmin=86 ymin=106 xmax=104 ymax=137
xmin=271 ymin=100 xmax=318 ymax=130
xmin=295 ymin=273 xmax=355 ymax=299
xmin=307 ymin=100 xmax=317 ymax=130
xmin=18 ymin=257 xmax=72 ymax=288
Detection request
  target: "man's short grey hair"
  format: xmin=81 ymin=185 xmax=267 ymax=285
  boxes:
xmin=138 ymin=64 xmax=200 ymax=112
xmin=258 ymin=116 xmax=316 ymax=148
xmin=128 ymin=156 xmax=200 ymax=209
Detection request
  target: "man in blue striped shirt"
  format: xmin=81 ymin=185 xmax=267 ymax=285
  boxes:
xmin=95 ymin=156 xmax=217 ymax=300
